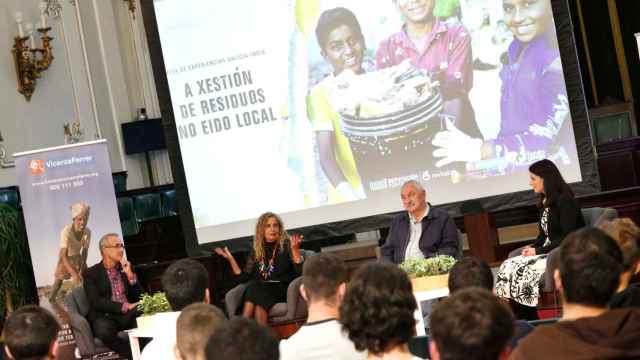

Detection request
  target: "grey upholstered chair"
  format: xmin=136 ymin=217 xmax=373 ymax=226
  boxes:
xmin=456 ymin=229 xmax=464 ymax=259
xmin=224 ymin=250 xmax=314 ymax=324
xmin=508 ymin=207 xmax=619 ymax=259
xmin=581 ymin=207 xmax=619 ymax=227
xmin=64 ymin=286 xmax=126 ymax=357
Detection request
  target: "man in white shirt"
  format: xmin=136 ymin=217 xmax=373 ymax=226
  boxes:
xmin=279 ymin=253 xmax=366 ymax=360
xmin=140 ymin=259 xmax=215 ymax=360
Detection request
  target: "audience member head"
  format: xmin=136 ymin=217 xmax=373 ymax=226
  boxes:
xmin=162 ymin=258 xmax=210 ymax=311
xmin=400 ymin=180 xmax=427 ymax=217
xmin=3 ymin=305 xmax=60 ymax=360
xmin=314 ymin=7 xmax=365 ymax=75
xmin=98 ymin=233 xmax=125 ymax=264
xmin=556 ymin=228 xmax=624 ymax=307
xmin=254 ymin=212 xmax=286 ymax=260
xmin=340 ymin=262 xmax=417 ymax=356
xmin=175 ymin=303 xmax=226 ymax=360
xmin=429 ymin=288 xmax=514 ymax=360
xmin=598 ymin=218 xmax=640 ymax=275
xmin=448 ymin=256 xmax=494 ymax=293
xmin=205 ymin=318 xmax=279 ymax=360
xmin=528 ymin=159 xmax=573 ymax=207
xmin=301 ymin=253 xmax=348 ymax=307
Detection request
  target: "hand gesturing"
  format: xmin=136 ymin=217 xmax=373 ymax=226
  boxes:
xmin=289 ymin=234 xmax=303 ymax=252
xmin=214 ymin=247 xmax=233 ymax=260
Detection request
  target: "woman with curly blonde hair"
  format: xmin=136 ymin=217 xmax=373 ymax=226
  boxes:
xmin=215 ymin=212 xmax=304 ymax=324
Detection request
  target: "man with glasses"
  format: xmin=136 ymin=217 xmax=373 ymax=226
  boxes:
xmin=83 ymin=233 xmax=142 ymax=359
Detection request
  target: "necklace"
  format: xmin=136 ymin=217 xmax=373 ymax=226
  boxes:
xmin=258 ymin=244 xmax=278 ymax=280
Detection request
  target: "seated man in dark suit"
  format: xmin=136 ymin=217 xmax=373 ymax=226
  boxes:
xmin=83 ymin=233 xmax=142 ymax=358
xmin=381 ymin=180 xmax=459 ymax=264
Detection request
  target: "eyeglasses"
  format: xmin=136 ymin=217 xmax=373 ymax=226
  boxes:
xmin=104 ymin=243 xmax=125 ymax=249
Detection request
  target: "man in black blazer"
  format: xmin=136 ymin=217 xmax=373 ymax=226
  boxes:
xmin=381 ymin=180 xmax=459 ymax=264
xmin=83 ymin=233 xmax=142 ymax=358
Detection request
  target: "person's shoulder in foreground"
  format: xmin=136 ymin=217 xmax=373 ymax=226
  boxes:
xmin=510 ymin=308 xmax=640 ymax=360
xmin=511 ymin=227 xmax=640 ymax=360
xmin=279 ymin=319 xmax=366 ymax=360
xmin=280 ymin=253 xmax=365 ymax=360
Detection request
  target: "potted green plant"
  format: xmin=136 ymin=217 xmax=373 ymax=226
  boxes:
xmin=399 ymin=255 xmax=457 ymax=278
xmin=0 ymin=204 xmax=37 ymax=336
xmin=136 ymin=292 xmax=171 ymax=331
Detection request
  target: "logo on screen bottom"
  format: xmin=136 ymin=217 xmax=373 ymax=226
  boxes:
xmin=29 ymin=159 xmax=45 ymax=174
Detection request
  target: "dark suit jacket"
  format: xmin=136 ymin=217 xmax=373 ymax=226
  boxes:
xmin=381 ymin=205 xmax=459 ymax=264
xmin=83 ymin=261 xmax=143 ymax=321
xmin=532 ymin=195 xmax=584 ymax=254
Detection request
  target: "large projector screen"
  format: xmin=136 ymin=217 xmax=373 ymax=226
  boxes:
xmin=152 ymin=0 xmax=583 ymax=244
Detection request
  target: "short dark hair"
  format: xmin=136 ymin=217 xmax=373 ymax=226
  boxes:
xmin=176 ymin=303 xmax=226 ymax=360
xmin=161 ymin=259 xmax=209 ymax=311
xmin=430 ymin=288 xmax=514 ymax=360
xmin=4 ymin=305 xmax=60 ymax=360
xmin=559 ymin=228 xmax=624 ymax=306
xmin=448 ymin=257 xmax=493 ymax=293
xmin=529 ymin=159 xmax=574 ymax=208
xmin=340 ymin=262 xmax=417 ymax=355
xmin=315 ymin=7 xmax=364 ymax=51
xmin=205 ymin=318 xmax=279 ymax=360
xmin=302 ymin=253 xmax=348 ymax=305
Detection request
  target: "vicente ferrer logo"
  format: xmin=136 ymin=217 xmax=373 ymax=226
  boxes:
xmin=29 ymin=159 xmax=45 ymax=174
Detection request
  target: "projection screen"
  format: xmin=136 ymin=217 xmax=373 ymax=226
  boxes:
xmin=151 ymin=0 xmax=583 ymax=244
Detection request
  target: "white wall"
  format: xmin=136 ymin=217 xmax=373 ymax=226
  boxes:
xmin=0 ymin=0 xmax=173 ymax=189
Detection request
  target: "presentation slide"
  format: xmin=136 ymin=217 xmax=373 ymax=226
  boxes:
xmin=153 ymin=0 xmax=582 ymax=244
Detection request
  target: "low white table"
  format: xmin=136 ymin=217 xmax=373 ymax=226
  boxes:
xmin=126 ymin=328 xmax=155 ymax=360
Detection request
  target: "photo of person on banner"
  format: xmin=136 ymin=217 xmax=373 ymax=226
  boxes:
xmin=376 ymin=0 xmax=481 ymax=139
xmin=308 ymin=7 xmax=368 ymax=203
xmin=432 ymin=0 xmax=571 ymax=170
xmin=48 ymin=202 xmax=91 ymax=302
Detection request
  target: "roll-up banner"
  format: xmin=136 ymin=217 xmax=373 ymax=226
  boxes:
xmin=14 ymin=140 xmax=123 ymax=360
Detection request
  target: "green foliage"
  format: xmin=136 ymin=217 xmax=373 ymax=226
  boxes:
xmin=137 ymin=292 xmax=171 ymax=316
xmin=0 ymin=204 xmax=37 ymax=335
xmin=399 ymin=255 xmax=457 ymax=277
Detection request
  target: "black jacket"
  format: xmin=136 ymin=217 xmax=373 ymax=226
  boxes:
xmin=381 ymin=205 xmax=459 ymax=264
xmin=532 ymin=195 xmax=584 ymax=254
xmin=237 ymin=240 xmax=303 ymax=284
xmin=609 ymin=284 xmax=640 ymax=309
xmin=83 ymin=261 xmax=143 ymax=321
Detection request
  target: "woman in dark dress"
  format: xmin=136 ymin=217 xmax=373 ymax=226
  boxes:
xmin=215 ymin=212 xmax=303 ymax=325
xmin=496 ymin=159 xmax=584 ymax=319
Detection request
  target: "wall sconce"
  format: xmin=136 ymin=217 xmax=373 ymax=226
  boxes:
xmin=124 ymin=0 xmax=136 ymax=18
xmin=12 ymin=3 xmax=54 ymax=102
xmin=0 ymin=131 xmax=15 ymax=169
